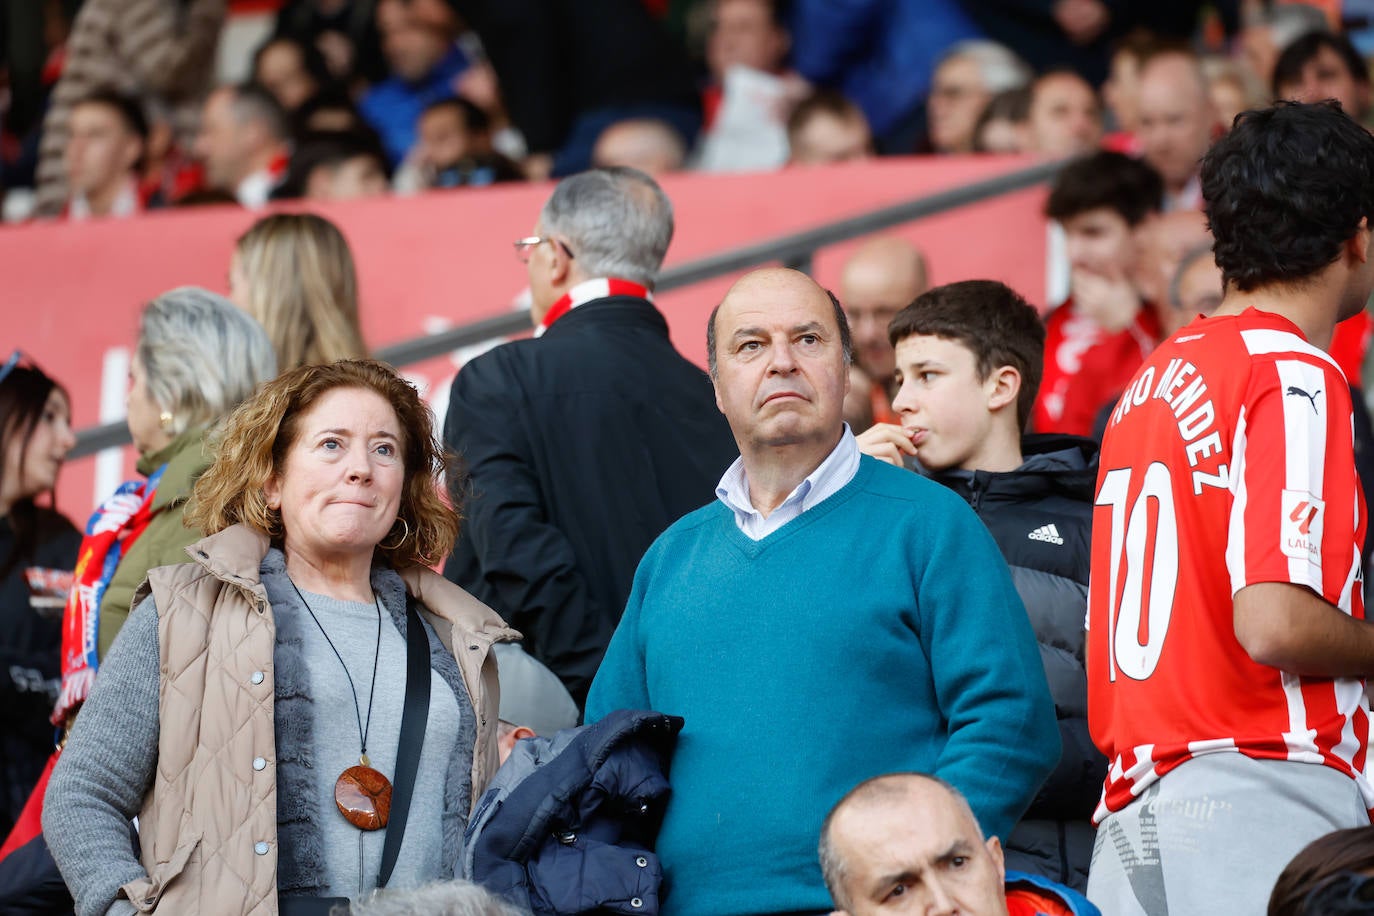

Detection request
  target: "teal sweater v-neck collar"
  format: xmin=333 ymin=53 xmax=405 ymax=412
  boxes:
xmin=718 ymin=458 xmax=873 ymax=559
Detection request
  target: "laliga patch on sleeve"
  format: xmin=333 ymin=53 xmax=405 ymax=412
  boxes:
xmin=1280 ymin=489 xmax=1324 ymax=561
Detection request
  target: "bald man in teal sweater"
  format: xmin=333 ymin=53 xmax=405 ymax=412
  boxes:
xmin=585 ymin=268 xmax=1058 ymax=916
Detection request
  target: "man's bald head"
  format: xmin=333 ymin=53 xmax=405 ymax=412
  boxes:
xmin=1138 ymin=51 xmax=1217 ymax=196
xmin=820 ymin=774 xmax=1007 ymax=916
xmin=1141 ymin=50 xmax=1210 ymax=100
xmin=591 ymin=119 xmax=687 ymax=176
xmin=842 ymin=238 xmax=928 ymax=300
xmin=707 ymin=267 xmax=854 ymax=461
xmin=840 ymin=238 xmax=928 ymax=382
xmin=707 ymin=267 xmax=853 ymax=378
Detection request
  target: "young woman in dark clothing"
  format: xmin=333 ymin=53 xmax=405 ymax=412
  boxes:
xmin=0 ymin=354 xmax=79 ymax=839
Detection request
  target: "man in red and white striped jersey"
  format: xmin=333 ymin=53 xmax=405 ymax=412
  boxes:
xmin=1086 ymin=101 xmax=1374 ymax=915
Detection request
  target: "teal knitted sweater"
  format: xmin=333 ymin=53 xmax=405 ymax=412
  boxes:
xmin=586 ymin=457 xmax=1059 ymax=916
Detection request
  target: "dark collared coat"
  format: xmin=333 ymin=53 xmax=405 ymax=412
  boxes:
xmin=443 ymin=295 xmax=737 ymax=705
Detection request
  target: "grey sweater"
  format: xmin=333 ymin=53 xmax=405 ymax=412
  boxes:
xmin=44 ymin=551 xmax=476 ymax=916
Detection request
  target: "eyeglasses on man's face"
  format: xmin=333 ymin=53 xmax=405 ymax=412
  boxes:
xmin=513 ymin=236 xmax=575 ymax=263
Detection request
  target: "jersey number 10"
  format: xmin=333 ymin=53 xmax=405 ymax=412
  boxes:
xmin=1097 ymin=463 xmax=1180 ymax=681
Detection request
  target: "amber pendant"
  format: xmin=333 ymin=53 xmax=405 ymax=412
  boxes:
xmin=334 ymin=765 xmax=393 ymax=830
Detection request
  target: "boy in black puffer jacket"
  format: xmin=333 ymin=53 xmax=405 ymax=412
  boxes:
xmin=856 ymin=279 xmax=1103 ymax=891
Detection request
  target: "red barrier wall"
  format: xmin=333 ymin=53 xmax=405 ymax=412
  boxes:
xmin=1 ymin=155 xmax=1051 ymax=523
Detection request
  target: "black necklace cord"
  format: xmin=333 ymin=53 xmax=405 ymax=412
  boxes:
xmin=287 ymin=575 xmax=384 ymax=762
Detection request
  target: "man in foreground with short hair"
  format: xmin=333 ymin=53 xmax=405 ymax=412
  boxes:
xmin=586 ymin=266 xmax=1058 ymax=916
xmin=1087 ymin=101 xmax=1374 ymax=914
xmin=820 ymin=773 xmax=1098 ymax=916
xmin=443 ymin=167 xmax=735 ymax=706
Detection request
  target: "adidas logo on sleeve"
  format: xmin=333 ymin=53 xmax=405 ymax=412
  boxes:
xmin=1028 ymin=523 xmax=1064 ymax=546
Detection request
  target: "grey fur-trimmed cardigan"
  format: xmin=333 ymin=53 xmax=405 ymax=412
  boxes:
xmin=262 ymin=549 xmax=475 ymax=895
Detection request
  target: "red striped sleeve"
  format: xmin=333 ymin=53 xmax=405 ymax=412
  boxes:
xmin=1234 ymin=356 xmax=1355 ymax=599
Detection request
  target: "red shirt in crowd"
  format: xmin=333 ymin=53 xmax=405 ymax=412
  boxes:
xmin=1033 ymin=300 xmax=1161 ymax=437
xmin=1087 ymin=308 xmax=1370 ymax=822
xmin=1330 ymin=309 xmax=1372 ymax=388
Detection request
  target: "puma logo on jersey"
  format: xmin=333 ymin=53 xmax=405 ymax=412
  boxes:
xmin=1286 ymin=386 xmax=1322 ymax=413
xmin=1028 ymin=523 xmax=1064 ymax=545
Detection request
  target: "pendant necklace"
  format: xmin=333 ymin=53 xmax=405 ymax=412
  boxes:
xmin=288 ymin=576 xmax=392 ymax=831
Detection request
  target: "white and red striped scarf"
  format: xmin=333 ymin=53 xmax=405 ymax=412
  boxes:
xmin=535 ymin=277 xmax=652 ymax=337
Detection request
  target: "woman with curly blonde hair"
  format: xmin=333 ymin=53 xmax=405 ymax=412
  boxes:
xmin=230 ymin=212 xmax=370 ymax=371
xmin=45 ymin=360 xmax=519 ymax=916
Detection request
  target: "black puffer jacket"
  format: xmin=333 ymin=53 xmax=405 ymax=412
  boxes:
xmin=930 ymin=434 xmax=1102 ymax=891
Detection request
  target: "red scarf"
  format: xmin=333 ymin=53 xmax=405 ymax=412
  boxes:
xmin=52 ymin=465 xmax=166 ymax=726
xmin=536 ymin=278 xmax=652 ymax=337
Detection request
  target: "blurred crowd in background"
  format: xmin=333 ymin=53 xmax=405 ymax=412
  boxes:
xmin=0 ymin=0 xmax=1370 ymax=222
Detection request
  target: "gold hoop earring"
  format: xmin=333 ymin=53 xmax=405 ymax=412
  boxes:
xmin=379 ymin=517 xmax=410 ymax=551
xmin=159 ymin=411 xmax=175 ymax=433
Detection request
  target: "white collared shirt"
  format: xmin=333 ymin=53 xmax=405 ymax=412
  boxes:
xmin=1164 ymin=173 xmax=1203 ymax=213
xmin=236 ymin=168 xmax=277 ymax=209
xmin=715 ymin=425 xmax=861 ymax=540
xmin=68 ymin=177 xmax=140 ymax=221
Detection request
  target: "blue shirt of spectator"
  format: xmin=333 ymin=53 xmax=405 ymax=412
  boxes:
xmin=359 ymin=44 xmax=468 ymax=165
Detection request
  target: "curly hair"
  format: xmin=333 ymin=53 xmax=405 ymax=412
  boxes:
xmin=185 ymin=360 xmax=458 ymax=569
xmin=1202 ymin=101 xmax=1374 ymax=293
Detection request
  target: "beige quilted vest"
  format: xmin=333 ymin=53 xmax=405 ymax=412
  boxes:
xmin=120 ymin=524 xmax=519 ymax=914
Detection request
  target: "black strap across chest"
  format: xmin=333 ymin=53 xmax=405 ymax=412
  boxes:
xmin=375 ymin=594 xmax=431 ymax=888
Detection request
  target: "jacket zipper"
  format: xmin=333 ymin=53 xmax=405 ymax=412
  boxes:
xmin=968 ymin=473 xmax=988 ymax=513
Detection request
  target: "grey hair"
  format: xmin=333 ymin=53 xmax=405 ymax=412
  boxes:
xmin=940 ymin=40 xmax=1032 ymax=95
xmin=137 ymin=286 xmax=277 ymax=435
xmin=819 ymin=773 xmax=981 ymax=911
xmin=706 ymin=288 xmax=853 ymax=379
xmin=539 ymin=167 xmax=673 ymax=288
xmin=339 ymin=881 xmax=530 ymax=916
xmin=229 ymin=82 xmax=290 ymax=142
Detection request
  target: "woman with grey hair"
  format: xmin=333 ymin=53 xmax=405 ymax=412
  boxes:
xmin=50 ymin=286 xmax=275 ymax=730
